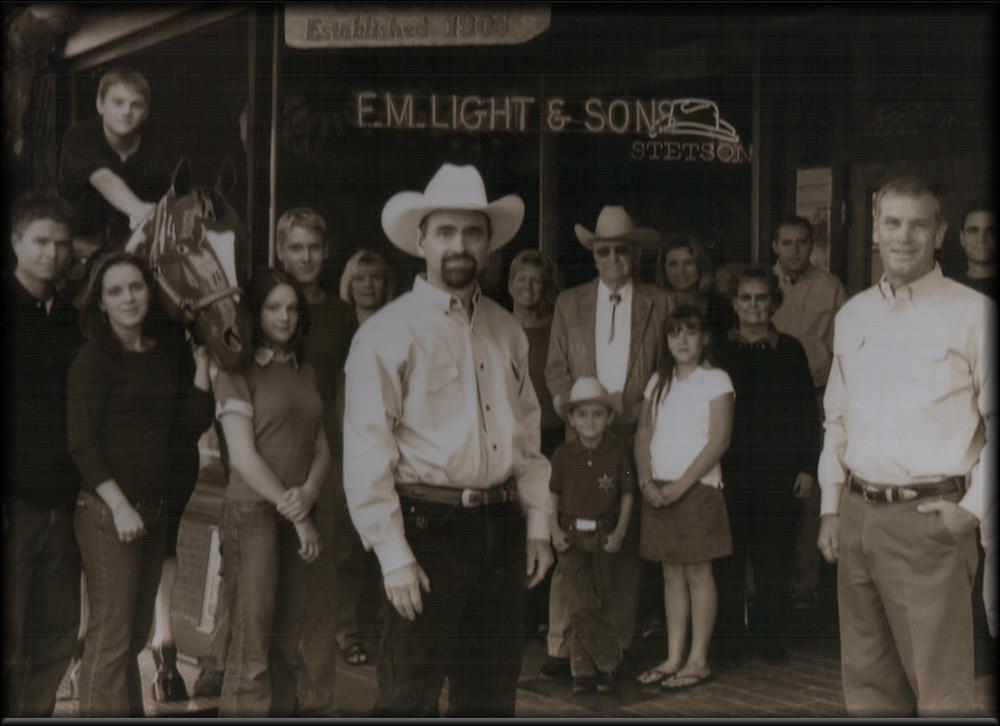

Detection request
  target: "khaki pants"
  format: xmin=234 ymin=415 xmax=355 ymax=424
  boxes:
xmin=837 ymin=487 xmax=978 ymax=717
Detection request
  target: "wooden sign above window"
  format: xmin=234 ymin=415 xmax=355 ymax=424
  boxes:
xmin=285 ymin=4 xmax=551 ymax=48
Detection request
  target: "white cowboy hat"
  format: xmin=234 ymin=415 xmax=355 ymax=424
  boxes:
xmin=574 ymin=205 xmax=661 ymax=250
xmin=381 ymin=164 xmax=525 ymax=256
xmin=564 ymin=376 xmax=622 ymax=417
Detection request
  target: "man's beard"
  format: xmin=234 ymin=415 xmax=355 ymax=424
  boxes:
xmin=440 ymin=253 xmax=479 ymax=288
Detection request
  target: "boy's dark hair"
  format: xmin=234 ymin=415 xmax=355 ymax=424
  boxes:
xmin=772 ymin=214 xmax=813 ymax=242
xmin=77 ymin=250 xmax=178 ymax=357
xmin=246 ymin=266 xmax=311 ymax=363
xmin=98 ymin=67 xmax=151 ymax=103
xmin=11 ymin=192 xmax=75 ymax=236
xmin=961 ymin=199 xmax=995 ymax=229
xmin=650 ymin=304 xmax=717 ymax=409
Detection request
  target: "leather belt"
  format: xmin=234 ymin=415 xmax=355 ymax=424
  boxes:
xmin=847 ymin=473 xmax=964 ymax=505
xmin=396 ymin=479 xmax=518 ymax=509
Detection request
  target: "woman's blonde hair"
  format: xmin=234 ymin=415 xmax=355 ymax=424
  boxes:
xmin=507 ymin=249 xmax=562 ymax=318
xmin=338 ymin=249 xmax=396 ymax=307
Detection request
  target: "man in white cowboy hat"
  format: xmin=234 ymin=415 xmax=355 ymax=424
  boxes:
xmin=542 ymin=205 xmax=673 ymax=677
xmin=342 ymin=163 xmax=553 ymax=717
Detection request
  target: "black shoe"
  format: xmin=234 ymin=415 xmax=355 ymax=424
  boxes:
xmin=595 ymin=672 xmax=617 ymax=693
xmin=540 ymin=656 xmax=571 ymax=680
xmin=759 ymin=643 xmax=789 ymax=664
xmin=191 ymin=668 xmax=224 ymax=699
xmin=151 ymin=642 xmax=190 ymax=702
xmin=572 ymin=675 xmax=598 ymax=694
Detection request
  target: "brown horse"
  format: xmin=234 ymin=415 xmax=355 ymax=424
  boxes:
xmin=126 ymin=156 xmax=253 ymax=372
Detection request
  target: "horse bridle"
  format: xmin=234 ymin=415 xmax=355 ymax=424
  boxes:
xmin=155 ymin=273 xmax=243 ymax=324
xmin=147 ymin=198 xmax=244 ymax=324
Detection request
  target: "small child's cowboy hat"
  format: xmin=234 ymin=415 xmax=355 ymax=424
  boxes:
xmin=574 ymin=205 xmax=661 ymax=250
xmin=381 ymin=163 xmax=525 ymax=257
xmin=564 ymin=376 xmax=622 ymax=416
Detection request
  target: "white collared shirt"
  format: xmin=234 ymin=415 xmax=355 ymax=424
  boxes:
xmin=595 ymin=279 xmax=633 ymax=394
xmin=343 ymin=275 xmax=552 ymax=575
xmin=818 ymin=265 xmax=996 ymax=520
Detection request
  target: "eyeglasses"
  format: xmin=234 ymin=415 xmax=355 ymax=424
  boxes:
xmin=593 ymin=244 xmax=631 ymax=258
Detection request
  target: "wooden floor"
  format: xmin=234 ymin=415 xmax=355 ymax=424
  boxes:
xmin=54 ymin=625 xmax=997 ymax=718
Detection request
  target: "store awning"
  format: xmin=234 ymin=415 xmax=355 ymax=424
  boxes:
xmin=62 ymin=5 xmax=245 ymax=70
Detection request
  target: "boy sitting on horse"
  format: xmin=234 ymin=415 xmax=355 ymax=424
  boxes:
xmin=58 ymin=67 xmax=172 ymax=305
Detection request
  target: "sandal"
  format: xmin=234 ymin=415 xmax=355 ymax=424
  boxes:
xmin=662 ymin=669 xmax=715 ymax=691
xmin=341 ymin=642 xmax=369 ymax=666
xmin=635 ymin=667 xmax=676 ymax=686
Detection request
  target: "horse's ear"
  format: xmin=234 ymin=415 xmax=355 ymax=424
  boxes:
xmin=171 ymin=157 xmax=193 ymax=195
xmin=215 ymin=156 xmax=238 ymax=200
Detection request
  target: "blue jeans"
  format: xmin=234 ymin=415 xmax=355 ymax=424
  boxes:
xmin=3 ymin=500 xmax=81 ymax=716
xmin=218 ymin=499 xmax=331 ymax=717
xmin=73 ymin=489 xmax=168 ymax=717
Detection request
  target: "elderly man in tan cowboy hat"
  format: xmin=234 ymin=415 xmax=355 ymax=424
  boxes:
xmin=342 ymin=163 xmax=553 ymax=717
xmin=541 ymin=204 xmax=673 ymax=678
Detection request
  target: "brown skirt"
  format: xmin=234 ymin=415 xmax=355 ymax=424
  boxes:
xmin=639 ymin=481 xmax=733 ymax=563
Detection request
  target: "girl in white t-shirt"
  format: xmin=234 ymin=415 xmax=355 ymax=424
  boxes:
xmin=633 ymin=305 xmax=735 ymax=692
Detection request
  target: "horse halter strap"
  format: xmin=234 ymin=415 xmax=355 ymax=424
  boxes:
xmin=148 ymin=200 xmax=243 ymax=323
xmin=156 ymin=274 xmax=243 ymax=323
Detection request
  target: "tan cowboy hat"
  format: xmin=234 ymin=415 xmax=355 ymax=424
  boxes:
xmin=381 ymin=163 xmax=525 ymax=256
xmin=574 ymin=205 xmax=661 ymax=250
xmin=564 ymin=376 xmax=622 ymax=416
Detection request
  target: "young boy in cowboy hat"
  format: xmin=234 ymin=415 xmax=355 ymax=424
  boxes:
xmin=542 ymin=204 xmax=670 ymax=679
xmin=342 ymin=163 xmax=553 ymax=716
xmin=549 ymin=377 xmax=636 ymax=694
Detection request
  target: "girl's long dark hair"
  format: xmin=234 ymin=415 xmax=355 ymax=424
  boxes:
xmin=77 ymin=250 xmax=182 ymax=357
xmin=650 ymin=304 xmax=717 ymax=409
xmin=246 ymin=266 xmax=311 ymax=363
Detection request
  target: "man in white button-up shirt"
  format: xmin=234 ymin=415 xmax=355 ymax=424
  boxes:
xmin=343 ymin=164 xmax=553 ymax=717
xmin=544 ymin=205 xmax=672 ymax=677
xmin=817 ymin=176 xmax=995 ymax=717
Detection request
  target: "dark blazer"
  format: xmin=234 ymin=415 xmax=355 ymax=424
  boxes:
xmin=545 ymin=278 xmax=673 ymax=435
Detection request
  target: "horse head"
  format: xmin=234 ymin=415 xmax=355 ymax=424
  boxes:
xmin=127 ymin=157 xmax=254 ymax=372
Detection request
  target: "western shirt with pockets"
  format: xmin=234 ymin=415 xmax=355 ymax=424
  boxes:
xmin=818 ymin=264 xmax=996 ymax=521
xmin=343 ymin=275 xmax=552 ymax=575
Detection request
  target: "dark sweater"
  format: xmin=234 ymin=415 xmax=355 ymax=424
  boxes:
xmin=67 ymin=334 xmax=214 ymax=505
xmin=524 ymin=320 xmax=561 ymax=433
xmin=58 ymin=116 xmax=171 ymax=245
xmin=303 ymin=292 xmax=355 ymax=458
xmin=719 ymin=328 xmax=820 ymax=494
xmin=955 ymin=272 xmax=997 ymax=301
xmin=5 ymin=276 xmax=84 ymax=510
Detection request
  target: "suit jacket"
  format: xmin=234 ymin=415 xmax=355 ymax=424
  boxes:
xmin=546 ymin=278 xmax=673 ymax=436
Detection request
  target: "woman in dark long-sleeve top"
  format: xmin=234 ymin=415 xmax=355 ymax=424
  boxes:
xmin=68 ymin=250 xmax=213 ymax=717
xmin=713 ymin=265 xmax=820 ymax=667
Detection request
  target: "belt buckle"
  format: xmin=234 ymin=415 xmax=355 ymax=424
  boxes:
xmin=461 ymin=489 xmax=483 ymax=508
xmin=861 ymin=486 xmax=878 ymax=504
xmin=575 ymin=518 xmax=597 ymax=532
